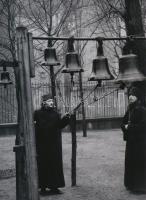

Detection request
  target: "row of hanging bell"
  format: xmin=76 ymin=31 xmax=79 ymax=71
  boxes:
xmin=42 ymin=38 xmax=146 ymax=84
xmin=41 ymin=38 xmax=83 ymax=86
xmin=88 ymin=39 xmax=146 ymax=84
xmin=42 ymin=38 xmax=83 ymax=77
xmin=88 ymin=40 xmax=114 ymax=83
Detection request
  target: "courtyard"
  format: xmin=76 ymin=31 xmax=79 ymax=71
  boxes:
xmin=0 ymin=129 xmax=146 ymax=200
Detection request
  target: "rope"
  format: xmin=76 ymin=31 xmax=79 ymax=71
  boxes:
xmin=33 ymin=80 xmax=120 ymax=115
xmin=88 ymin=88 xmax=119 ymax=106
xmin=55 ymin=80 xmax=100 ymax=114
xmin=56 ymin=81 xmax=70 ymax=111
xmin=70 ymin=83 xmax=100 ymax=113
xmin=72 ymin=88 xmax=119 ymax=113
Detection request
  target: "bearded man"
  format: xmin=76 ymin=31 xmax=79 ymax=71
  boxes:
xmin=34 ymin=94 xmax=70 ymax=195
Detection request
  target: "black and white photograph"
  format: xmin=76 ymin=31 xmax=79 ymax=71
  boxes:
xmin=0 ymin=0 xmax=146 ymax=200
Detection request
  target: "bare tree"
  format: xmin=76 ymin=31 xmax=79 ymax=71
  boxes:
xmin=14 ymin=0 xmax=79 ymax=82
xmin=1 ymin=0 xmax=146 ymax=83
xmin=0 ymin=0 xmax=18 ymax=60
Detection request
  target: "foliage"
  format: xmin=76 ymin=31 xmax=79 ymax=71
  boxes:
xmin=0 ymin=0 xmax=146 ymax=81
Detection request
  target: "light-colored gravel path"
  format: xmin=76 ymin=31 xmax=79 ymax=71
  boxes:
xmin=0 ymin=130 xmax=146 ymax=200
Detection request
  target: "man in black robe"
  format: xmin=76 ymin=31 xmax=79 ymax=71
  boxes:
xmin=34 ymin=94 xmax=70 ymax=195
xmin=121 ymin=86 xmax=146 ymax=193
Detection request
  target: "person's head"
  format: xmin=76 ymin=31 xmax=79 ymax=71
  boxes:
xmin=41 ymin=94 xmax=55 ymax=109
xmin=128 ymin=87 xmax=141 ymax=104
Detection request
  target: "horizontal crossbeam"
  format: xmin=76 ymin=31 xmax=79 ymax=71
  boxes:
xmin=32 ymin=35 xmax=146 ymax=41
xmin=0 ymin=60 xmax=18 ymax=68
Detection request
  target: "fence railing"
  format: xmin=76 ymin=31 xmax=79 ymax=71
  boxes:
xmin=0 ymin=85 xmax=17 ymax=124
xmin=32 ymin=82 xmax=127 ymax=119
xmin=0 ymin=82 xmax=127 ymax=124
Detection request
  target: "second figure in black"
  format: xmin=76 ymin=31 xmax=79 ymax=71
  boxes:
xmin=121 ymin=86 xmax=146 ymax=194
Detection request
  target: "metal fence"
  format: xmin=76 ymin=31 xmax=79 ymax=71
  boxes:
xmin=0 ymin=82 xmax=127 ymax=124
xmin=0 ymin=85 xmax=17 ymax=124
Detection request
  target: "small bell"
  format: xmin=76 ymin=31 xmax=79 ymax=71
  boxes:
xmin=42 ymin=47 xmax=60 ymax=66
xmin=0 ymin=67 xmax=12 ymax=87
xmin=62 ymin=37 xmax=83 ymax=73
xmin=88 ymin=40 xmax=113 ymax=82
xmin=62 ymin=52 xmax=83 ymax=73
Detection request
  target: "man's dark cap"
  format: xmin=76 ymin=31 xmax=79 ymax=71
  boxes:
xmin=41 ymin=94 xmax=52 ymax=101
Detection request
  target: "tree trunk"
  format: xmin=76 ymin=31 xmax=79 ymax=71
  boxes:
xmin=124 ymin=0 xmax=146 ymax=103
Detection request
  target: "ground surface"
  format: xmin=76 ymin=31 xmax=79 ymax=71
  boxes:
xmin=0 ymin=129 xmax=146 ymax=200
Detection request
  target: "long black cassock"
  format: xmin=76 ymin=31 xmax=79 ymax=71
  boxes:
xmin=34 ymin=107 xmax=69 ymax=189
xmin=121 ymin=101 xmax=146 ymax=193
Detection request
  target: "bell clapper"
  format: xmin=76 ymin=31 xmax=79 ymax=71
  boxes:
xmin=70 ymin=72 xmax=74 ymax=87
xmin=97 ymin=80 xmax=102 ymax=87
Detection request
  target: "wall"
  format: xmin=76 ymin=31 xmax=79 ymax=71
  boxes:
xmin=0 ymin=117 xmax=122 ymax=136
xmin=76 ymin=117 xmax=122 ymax=130
xmin=0 ymin=123 xmax=18 ymax=136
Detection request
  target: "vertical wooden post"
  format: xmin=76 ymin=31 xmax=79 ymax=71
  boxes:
xmin=28 ymin=32 xmax=35 ymax=78
xmin=70 ymin=112 xmax=77 ymax=186
xmin=79 ymin=72 xmax=87 ymax=137
xmin=15 ymin=26 xmax=39 ymax=200
xmin=14 ymin=141 xmax=27 ymax=200
xmin=50 ymin=65 xmax=57 ymax=108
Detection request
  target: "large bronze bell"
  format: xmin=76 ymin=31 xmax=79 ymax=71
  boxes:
xmin=115 ymin=53 xmax=146 ymax=83
xmin=62 ymin=52 xmax=83 ymax=73
xmin=89 ymin=40 xmax=113 ymax=81
xmin=42 ymin=47 xmax=60 ymax=66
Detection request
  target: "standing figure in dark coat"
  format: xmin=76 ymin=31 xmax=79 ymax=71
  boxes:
xmin=121 ymin=86 xmax=146 ymax=193
xmin=34 ymin=94 xmax=70 ymax=195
